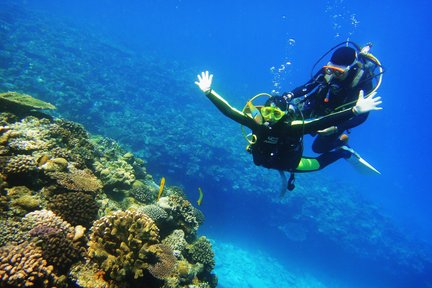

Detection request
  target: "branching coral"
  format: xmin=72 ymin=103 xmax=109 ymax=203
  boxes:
xmin=87 ymin=210 xmax=161 ymax=282
xmin=1 ymin=154 xmax=36 ymax=175
xmin=0 ymin=218 xmax=29 ymax=246
xmin=186 ymin=236 xmax=215 ymax=273
xmin=90 ymin=136 xmax=137 ymax=189
xmin=0 ymin=241 xmax=61 ymax=287
xmin=93 ymin=158 xmax=135 ymax=189
xmin=162 ymin=229 xmax=188 ymax=254
xmin=48 ymin=120 xmax=96 ymax=168
xmin=158 ymin=195 xmax=199 ymax=238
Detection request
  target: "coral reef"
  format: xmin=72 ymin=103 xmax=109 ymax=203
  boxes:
xmin=87 ymin=210 xmax=161 ymax=283
xmin=0 ymin=218 xmax=28 ymax=246
xmin=158 ymin=195 xmax=199 ymax=239
xmin=140 ymin=204 xmax=169 ymax=226
xmin=5 ymin=186 xmax=40 ymax=216
xmin=162 ymin=229 xmax=188 ymax=254
xmin=0 ymin=2 xmax=431 ymax=286
xmin=0 ymin=5 xmax=216 ymax=287
xmin=47 ymin=191 xmax=99 ymax=227
xmin=186 ymin=236 xmax=215 ymax=274
xmin=93 ymin=157 xmax=136 ymax=189
xmin=0 ymin=241 xmax=63 ymax=287
xmin=69 ymin=261 xmax=110 ymax=288
xmin=23 ymin=210 xmax=84 ymax=272
xmin=130 ymin=180 xmax=157 ymax=204
xmin=0 ymin=91 xmax=56 ymax=111
xmin=47 ymin=120 xmax=97 ymax=169
xmin=146 ymin=244 xmax=177 ymax=280
xmin=45 ymin=166 xmax=103 ymax=193
xmin=1 ymin=155 xmax=36 ymax=175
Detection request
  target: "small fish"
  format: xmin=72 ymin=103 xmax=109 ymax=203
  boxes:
xmin=157 ymin=177 xmax=165 ymax=201
xmin=197 ymin=187 xmax=203 ymax=206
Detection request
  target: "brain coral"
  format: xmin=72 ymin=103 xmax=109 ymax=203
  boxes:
xmin=0 ymin=241 xmax=61 ymax=287
xmin=140 ymin=204 xmax=169 ymax=226
xmin=47 ymin=191 xmax=99 ymax=227
xmin=87 ymin=210 xmax=161 ymax=282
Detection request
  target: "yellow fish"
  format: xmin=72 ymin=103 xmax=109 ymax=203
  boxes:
xmin=197 ymin=187 xmax=203 ymax=206
xmin=157 ymin=177 xmax=165 ymax=201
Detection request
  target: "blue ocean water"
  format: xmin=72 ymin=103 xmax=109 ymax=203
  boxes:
xmin=3 ymin=0 xmax=432 ymax=287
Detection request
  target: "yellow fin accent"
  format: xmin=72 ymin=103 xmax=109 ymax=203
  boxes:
xmin=157 ymin=177 xmax=165 ymax=201
xmin=197 ymin=187 xmax=203 ymax=206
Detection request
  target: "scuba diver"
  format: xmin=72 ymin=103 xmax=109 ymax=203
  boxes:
xmin=284 ymin=41 xmax=384 ymax=155
xmin=195 ymin=71 xmax=382 ymax=196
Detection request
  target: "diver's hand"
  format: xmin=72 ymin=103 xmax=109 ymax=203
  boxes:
xmin=195 ymin=71 xmax=213 ymax=95
xmin=317 ymin=126 xmax=338 ymax=135
xmin=353 ymin=90 xmax=382 ymax=115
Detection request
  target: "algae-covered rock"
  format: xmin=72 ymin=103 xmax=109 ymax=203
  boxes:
xmin=0 ymin=92 xmax=56 ymax=110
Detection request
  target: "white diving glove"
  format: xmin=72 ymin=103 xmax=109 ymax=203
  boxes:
xmin=353 ymin=90 xmax=383 ymax=115
xmin=195 ymin=71 xmax=213 ymax=94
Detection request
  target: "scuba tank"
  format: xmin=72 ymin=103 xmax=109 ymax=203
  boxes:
xmin=311 ymin=41 xmax=384 ymax=94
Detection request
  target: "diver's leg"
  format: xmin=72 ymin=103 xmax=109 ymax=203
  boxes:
xmin=295 ymin=149 xmax=350 ymax=172
xmin=312 ymin=133 xmax=343 ymax=153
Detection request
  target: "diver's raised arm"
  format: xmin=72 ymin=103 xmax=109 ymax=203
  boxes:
xmin=195 ymin=71 xmax=255 ymax=127
xmin=292 ymin=90 xmax=382 ymax=133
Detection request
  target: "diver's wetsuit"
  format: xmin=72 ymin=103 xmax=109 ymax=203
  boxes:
xmin=205 ymin=89 xmax=355 ymax=173
xmin=287 ymin=62 xmax=374 ymax=153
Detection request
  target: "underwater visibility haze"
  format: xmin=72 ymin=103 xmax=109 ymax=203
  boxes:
xmin=1 ymin=0 xmax=432 ymax=287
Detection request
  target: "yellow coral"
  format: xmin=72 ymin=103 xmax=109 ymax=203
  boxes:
xmin=88 ymin=210 xmax=160 ymax=283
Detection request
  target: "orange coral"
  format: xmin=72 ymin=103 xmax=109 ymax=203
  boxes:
xmin=0 ymin=241 xmax=61 ymax=287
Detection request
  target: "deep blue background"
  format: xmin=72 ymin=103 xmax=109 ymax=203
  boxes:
xmin=29 ymin=0 xmax=431 ymax=239
xmin=16 ymin=0 xmax=432 ymax=286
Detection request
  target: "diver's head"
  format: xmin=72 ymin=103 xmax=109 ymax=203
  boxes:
xmin=323 ymin=46 xmax=358 ymax=83
xmin=262 ymin=96 xmax=287 ymax=124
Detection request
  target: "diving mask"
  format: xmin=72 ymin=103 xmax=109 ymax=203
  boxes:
xmin=261 ymin=105 xmax=285 ymax=122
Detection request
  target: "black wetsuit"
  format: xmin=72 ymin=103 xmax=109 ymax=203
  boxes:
xmin=205 ymin=90 xmax=356 ymax=172
xmin=287 ymin=61 xmax=374 ymax=153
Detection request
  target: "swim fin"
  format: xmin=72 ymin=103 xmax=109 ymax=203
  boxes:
xmin=278 ymin=170 xmax=288 ymax=198
xmin=340 ymin=146 xmax=381 ymax=175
